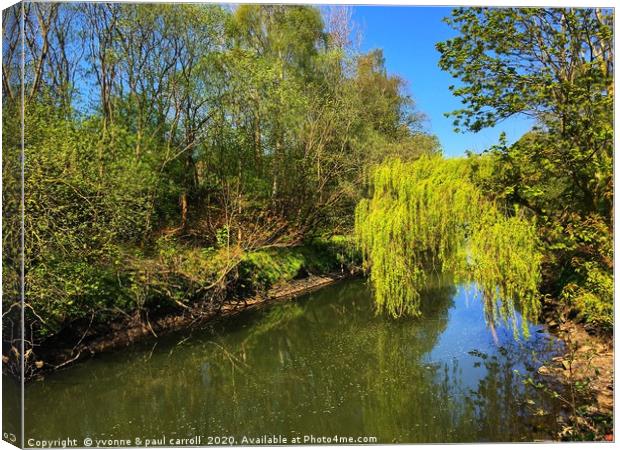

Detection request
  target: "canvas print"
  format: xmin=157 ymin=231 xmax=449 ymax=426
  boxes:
xmin=1 ymin=2 xmax=614 ymax=446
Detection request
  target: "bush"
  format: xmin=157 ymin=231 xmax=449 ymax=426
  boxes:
xmin=238 ymin=250 xmax=306 ymax=292
xmin=27 ymin=258 xmax=131 ymax=338
xmin=237 ymin=236 xmax=361 ymax=294
xmin=553 ymin=214 xmax=613 ymax=331
xmin=561 ymin=263 xmax=613 ymax=331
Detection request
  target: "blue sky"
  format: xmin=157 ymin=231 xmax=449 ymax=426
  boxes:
xmin=351 ymin=6 xmax=535 ymax=158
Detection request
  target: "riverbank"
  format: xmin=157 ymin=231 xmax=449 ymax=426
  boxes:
xmin=23 ymin=270 xmax=358 ymax=380
xmin=538 ymin=314 xmax=614 ymax=441
xmin=3 ymin=237 xmax=362 ymax=380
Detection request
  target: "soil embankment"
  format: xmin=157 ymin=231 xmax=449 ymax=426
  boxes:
xmin=538 ymin=317 xmax=613 ymax=440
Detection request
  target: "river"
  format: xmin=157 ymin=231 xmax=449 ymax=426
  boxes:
xmin=23 ymin=276 xmax=566 ymax=444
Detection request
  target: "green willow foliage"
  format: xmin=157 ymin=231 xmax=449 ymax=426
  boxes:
xmin=355 ymin=156 xmax=542 ymax=333
xmin=436 ymin=8 xmax=613 ymax=330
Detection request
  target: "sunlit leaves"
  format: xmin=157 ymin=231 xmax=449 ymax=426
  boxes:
xmin=355 ymin=156 xmax=542 ymax=335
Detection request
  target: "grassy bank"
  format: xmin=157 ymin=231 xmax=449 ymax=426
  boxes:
xmin=11 ymin=237 xmax=361 ymax=376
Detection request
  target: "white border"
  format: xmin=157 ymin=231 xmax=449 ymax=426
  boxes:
xmin=0 ymin=1 xmax=616 ymax=450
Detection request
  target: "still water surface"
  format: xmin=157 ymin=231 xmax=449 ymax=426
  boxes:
xmin=25 ymin=277 xmax=565 ymax=443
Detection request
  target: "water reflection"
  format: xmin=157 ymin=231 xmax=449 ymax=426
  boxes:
xmin=25 ymin=278 xmax=564 ymax=443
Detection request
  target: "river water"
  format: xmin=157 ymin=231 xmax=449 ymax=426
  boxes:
xmin=23 ymin=277 xmax=566 ymax=444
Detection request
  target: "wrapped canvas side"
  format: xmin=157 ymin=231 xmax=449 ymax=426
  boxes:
xmin=2 ymin=2 xmax=24 ymax=448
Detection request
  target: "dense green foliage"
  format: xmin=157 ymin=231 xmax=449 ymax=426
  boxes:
xmin=238 ymin=237 xmax=360 ymax=294
xmin=355 ymin=156 xmax=542 ymax=334
xmin=437 ymin=8 xmax=613 ymax=330
xmin=2 ymin=4 xmax=434 ymax=352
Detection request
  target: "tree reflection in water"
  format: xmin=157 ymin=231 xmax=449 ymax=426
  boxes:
xmin=25 ymin=278 xmax=564 ymax=443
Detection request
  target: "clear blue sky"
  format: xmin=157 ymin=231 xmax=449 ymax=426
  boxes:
xmin=351 ymin=6 xmax=535 ymax=158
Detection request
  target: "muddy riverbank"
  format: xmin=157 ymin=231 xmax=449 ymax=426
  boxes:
xmin=538 ymin=315 xmax=614 ymax=440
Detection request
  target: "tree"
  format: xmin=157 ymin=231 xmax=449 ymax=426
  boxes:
xmin=355 ymin=156 xmax=541 ymax=335
xmin=437 ymin=8 xmax=613 ymax=216
xmin=355 ymin=49 xmax=417 ymax=139
xmin=437 ymin=8 xmax=614 ymax=329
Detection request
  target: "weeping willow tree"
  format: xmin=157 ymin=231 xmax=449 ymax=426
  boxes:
xmin=354 ymin=156 xmax=542 ymax=334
